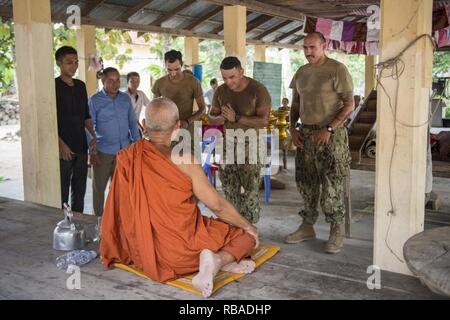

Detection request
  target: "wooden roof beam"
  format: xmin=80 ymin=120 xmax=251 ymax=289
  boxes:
xmin=82 ymin=0 xmax=106 ymax=17
xmin=246 ymin=14 xmax=273 ymax=33
xmin=150 ymin=0 xmax=196 ymax=26
xmin=120 ymin=0 xmax=156 ymax=22
xmin=273 ymin=25 xmax=304 ymax=43
xmin=289 ymin=34 xmax=305 ymax=44
xmin=77 ymin=17 xmax=301 ymax=49
xmin=203 ymin=0 xmax=305 ymax=21
xmin=185 ymin=6 xmax=222 ymax=30
xmin=253 ymin=20 xmax=292 ymax=40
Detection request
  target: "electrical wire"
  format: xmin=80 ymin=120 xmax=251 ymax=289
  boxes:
xmin=374 ymin=32 xmax=438 ymax=264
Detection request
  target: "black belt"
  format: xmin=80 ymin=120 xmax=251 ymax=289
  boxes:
xmin=301 ymin=124 xmax=324 ymax=130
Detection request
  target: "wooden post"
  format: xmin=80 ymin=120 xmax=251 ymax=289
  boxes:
xmin=374 ymin=0 xmax=433 ymax=275
xmin=184 ymin=36 xmax=199 ymax=68
xmin=224 ymin=5 xmax=247 ymax=66
xmin=365 ymin=55 xmax=376 ymax=98
xmin=76 ymin=25 xmax=98 ymax=96
xmin=13 ymin=0 xmax=61 ymax=208
xmin=254 ymin=44 xmax=266 ymax=62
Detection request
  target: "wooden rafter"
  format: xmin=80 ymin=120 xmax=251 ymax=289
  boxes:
xmin=75 ymin=16 xmax=301 ymax=49
xmin=185 ymin=6 xmax=222 ymax=30
xmin=253 ymin=20 xmax=291 ymax=40
xmin=203 ymin=0 xmax=305 ymax=21
xmin=273 ymin=25 xmax=304 ymax=42
xmin=120 ymin=0 xmax=156 ymax=22
xmin=289 ymin=34 xmax=305 ymax=44
xmin=246 ymin=14 xmax=273 ymax=33
xmin=82 ymin=0 xmax=106 ymax=17
xmin=150 ymin=0 xmax=196 ymax=26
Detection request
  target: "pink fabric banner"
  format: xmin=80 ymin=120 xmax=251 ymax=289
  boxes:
xmin=316 ymin=18 xmax=332 ymax=38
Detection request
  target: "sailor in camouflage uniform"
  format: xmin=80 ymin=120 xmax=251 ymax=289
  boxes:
xmin=209 ymin=57 xmax=271 ymax=224
xmin=285 ymin=32 xmax=355 ymax=254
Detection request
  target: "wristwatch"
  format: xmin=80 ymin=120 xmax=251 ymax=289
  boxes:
xmin=326 ymin=125 xmax=334 ymax=134
xmin=235 ymin=113 xmax=241 ymax=123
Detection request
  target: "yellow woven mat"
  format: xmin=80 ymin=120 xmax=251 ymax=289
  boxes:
xmin=113 ymin=243 xmax=280 ymax=296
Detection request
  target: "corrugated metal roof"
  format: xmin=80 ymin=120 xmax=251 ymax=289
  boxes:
xmin=1 ymin=0 xmax=448 ymax=49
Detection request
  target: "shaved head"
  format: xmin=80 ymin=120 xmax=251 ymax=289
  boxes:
xmin=145 ymin=97 xmax=179 ymax=132
xmin=304 ymin=32 xmax=326 ymax=43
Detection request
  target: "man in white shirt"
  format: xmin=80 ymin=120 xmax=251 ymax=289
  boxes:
xmin=125 ymin=71 xmax=150 ymax=123
xmin=203 ymin=78 xmax=218 ymax=112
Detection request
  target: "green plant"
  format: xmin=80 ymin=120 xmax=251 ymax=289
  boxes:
xmin=0 ymin=18 xmax=15 ymax=95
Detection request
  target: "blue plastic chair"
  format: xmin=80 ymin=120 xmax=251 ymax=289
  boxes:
xmin=263 ymin=134 xmax=275 ymax=204
xmin=200 ymin=135 xmax=216 ymax=186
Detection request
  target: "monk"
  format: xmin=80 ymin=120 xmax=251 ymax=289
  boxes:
xmin=100 ymin=97 xmax=259 ymax=298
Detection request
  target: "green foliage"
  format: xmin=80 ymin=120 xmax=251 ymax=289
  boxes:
xmin=0 ymin=19 xmax=15 ymax=94
xmin=433 ymin=51 xmax=450 ymax=78
xmin=53 ymin=24 xmax=77 ymax=49
xmin=146 ymin=33 xmax=184 ymax=80
xmin=199 ymin=39 xmax=225 ymax=88
xmin=95 ymin=29 xmax=133 ymax=69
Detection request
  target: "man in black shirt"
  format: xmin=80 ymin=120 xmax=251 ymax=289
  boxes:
xmin=55 ymin=46 xmax=96 ymax=213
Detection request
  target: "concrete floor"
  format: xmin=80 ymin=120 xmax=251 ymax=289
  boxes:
xmin=0 ymin=124 xmax=449 ymax=299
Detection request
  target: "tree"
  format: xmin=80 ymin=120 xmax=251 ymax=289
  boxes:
xmin=0 ymin=18 xmax=15 ymax=95
xmin=145 ymin=33 xmax=184 ymax=80
xmin=199 ymin=39 xmax=225 ymax=88
xmin=433 ymin=51 xmax=450 ymax=78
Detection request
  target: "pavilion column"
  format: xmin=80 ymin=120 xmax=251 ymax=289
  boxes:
xmin=254 ymin=44 xmax=266 ymax=62
xmin=76 ymin=25 xmax=98 ymax=96
xmin=374 ymin=0 xmax=433 ymax=275
xmin=365 ymin=55 xmax=377 ymax=98
xmin=224 ymin=5 xmax=247 ymax=66
xmin=12 ymin=0 xmax=61 ymax=208
xmin=184 ymin=36 xmax=199 ymax=68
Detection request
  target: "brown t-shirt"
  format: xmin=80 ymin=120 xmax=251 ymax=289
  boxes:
xmin=212 ymin=77 xmax=272 ymax=130
xmin=289 ymin=58 xmax=353 ymax=126
xmin=152 ymin=73 xmax=203 ymax=121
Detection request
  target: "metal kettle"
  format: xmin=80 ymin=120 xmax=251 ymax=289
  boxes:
xmin=53 ymin=203 xmax=87 ymax=251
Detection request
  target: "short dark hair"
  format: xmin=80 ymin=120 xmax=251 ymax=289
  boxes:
xmin=164 ymin=50 xmax=183 ymax=65
xmin=210 ymin=78 xmax=218 ymax=85
xmin=55 ymin=46 xmax=77 ymax=61
xmin=220 ymin=57 xmax=242 ymax=70
xmin=101 ymin=67 xmax=119 ymax=80
xmin=126 ymin=71 xmax=140 ymax=82
xmin=306 ymin=32 xmax=326 ymax=43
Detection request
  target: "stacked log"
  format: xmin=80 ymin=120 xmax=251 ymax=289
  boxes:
xmin=0 ymin=99 xmax=20 ymax=126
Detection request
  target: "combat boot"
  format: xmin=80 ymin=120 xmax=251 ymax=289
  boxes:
xmin=325 ymin=223 xmax=343 ymax=253
xmin=285 ymin=222 xmax=316 ymax=244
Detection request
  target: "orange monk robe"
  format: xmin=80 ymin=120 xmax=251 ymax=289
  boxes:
xmin=100 ymin=140 xmax=255 ymax=282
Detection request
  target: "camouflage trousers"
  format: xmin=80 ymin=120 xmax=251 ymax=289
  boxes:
xmin=295 ymin=126 xmax=351 ymax=225
xmin=219 ymin=141 xmax=263 ymax=224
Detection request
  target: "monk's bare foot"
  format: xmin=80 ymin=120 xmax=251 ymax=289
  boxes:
xmin=221 ymin=259 xmax=256 ymax=274
xmin=192 ymin=249 xmax=221 ymax=298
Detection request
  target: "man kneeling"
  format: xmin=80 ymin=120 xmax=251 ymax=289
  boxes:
xmin=100 ymin=97 xmax=259 ymax=298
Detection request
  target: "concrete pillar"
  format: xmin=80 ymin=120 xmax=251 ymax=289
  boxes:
xmin=254 ymin=44 xmax=266 ymax=62
xmin=365 ymin=55 xmax=376 ymax=98
xmin=76 ymin=25 xmax=98 ymax=96
xmin=224 ymin=5 xmax=247 ymax=66
xmin=12 ymin=0 xmax=61 ymax=208
xmin=374 ymin=0 xmax=433 ymax=275
xmin=184 ymin=36 xmax=199 ymax=68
